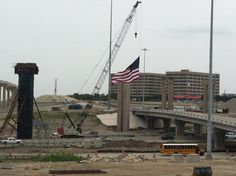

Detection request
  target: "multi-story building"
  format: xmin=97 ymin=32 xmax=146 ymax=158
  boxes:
xmin=111 ymin=69 xmax=220 ymax=100
xmin=166 ymin=69 xmax=220 ymax=97
xmin=111 ymin=73 xmax=166 ymax=100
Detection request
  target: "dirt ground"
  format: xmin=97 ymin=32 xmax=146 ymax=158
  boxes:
xmin=0 ymin=154 xmax=236 ymax=176
xmin=1 ymin=102 xmax=236 ymax=175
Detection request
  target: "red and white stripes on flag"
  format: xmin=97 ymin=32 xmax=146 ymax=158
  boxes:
xmin=111 ymin=57 xmax=140 ymax=84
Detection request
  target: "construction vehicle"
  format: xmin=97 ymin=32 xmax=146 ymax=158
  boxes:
xmin=59 ymin=111 xmax=87 ymax=138
xmin=92 ymin=1 xmax=141 ymax=94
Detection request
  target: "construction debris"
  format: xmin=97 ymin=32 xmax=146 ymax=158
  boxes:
xmin=85 ymin=153 xmax=144 ymax=163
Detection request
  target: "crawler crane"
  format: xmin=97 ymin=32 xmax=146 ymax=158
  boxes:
xmin=92 ymin=1 xmax=141 ymax=94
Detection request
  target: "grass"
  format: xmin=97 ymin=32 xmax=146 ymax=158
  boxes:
xmin=1 ymin=152 xmax=86 ymax=162
xmin=40 ymin=111 xmax=87 ymax=121
xmin=38 ymin=111 xmax=87 ymax=129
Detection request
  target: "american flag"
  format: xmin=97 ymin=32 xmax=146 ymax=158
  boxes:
xmin=111 ymin=57 xmax=140 ymax=84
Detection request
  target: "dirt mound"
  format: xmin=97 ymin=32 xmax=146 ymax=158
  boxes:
xmin=224 ymin=98 xmax=236 ymax=113
xmin=36 ymin=95 xmax=78 ymax=103
xmin=82 ymin=115 xmax=107 ymax=132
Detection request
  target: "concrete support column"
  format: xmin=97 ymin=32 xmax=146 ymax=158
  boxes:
xmin=194 ymin=124 xmax=203 ymax=135
xmin=8 ymin=89 xmax=12 ymax=105
xmin=117 ymin=83 xmax=130 ymax=132
xmin=154 ymin=119 xmax=163 ymax=129
xmin=161 ymin=79 xmax=174 ymax=110
xmin=175 ymin=120 xmax=185 ymax=136
xmin=147 ymin=118 xmax=156 ymax=130
xmin=212 ymin=129 xmax=226 ymax=151
xmin=168 ymin=79 xmax=174 ymax=110
xmin=0 ymin=83 xmax=17 ymax=109
xmin=9 ymin=88 xmax=17 ymax=105
xmin=7 ymin=88 xmax=10 ymax=106
xmin=12 ymin=88 xmax=17 ymax=99
xmin=163 ymin=119 xmax=171 ymax=133
xmin=2 ymin=86 xmax=6 ymax=108
xmin=0 ymin=86 xmax=2 ymax=107
xmin=161 ymin=80 xmax=167 ymax=109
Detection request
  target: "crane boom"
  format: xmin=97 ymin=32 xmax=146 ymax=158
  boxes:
xmin=92 ymin=1 xmax=141 ymax=94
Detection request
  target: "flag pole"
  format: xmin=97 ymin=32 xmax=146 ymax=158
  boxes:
xmin=108 ymin=0 xmax=113 ymax=110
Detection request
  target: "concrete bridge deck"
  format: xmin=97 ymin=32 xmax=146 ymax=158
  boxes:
xmin=133 ymin=108 xmax=236 ymax=133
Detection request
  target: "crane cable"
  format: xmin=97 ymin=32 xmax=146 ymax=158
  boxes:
xmin=134 ymin=3 xmax=138 ymax=39
xmin=135 ymin=2 xmax=142 ymax=58
xmin=138 ymin=3 xmax=143 ymax=57
xmin=80 ymin=1 xmax=142 ymax=94
xmin=79 ymin=26 xmax=123 ymax=94
xmin=79 ymin=46 xmax=108 ymax=94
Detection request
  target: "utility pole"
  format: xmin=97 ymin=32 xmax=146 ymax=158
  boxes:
xmin=142 ymin=48 xmax=148 ymax=105
xmin=108 ymin=0 xmax=113 ymax=110
xmin=54 ymin=78 xmax=57 ymax=96
xmin=206 ymin=0 xmax=214 ymax=160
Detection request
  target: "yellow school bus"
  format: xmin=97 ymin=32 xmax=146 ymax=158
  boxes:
xmin=160 ymin=143 xmax=205 ymax=156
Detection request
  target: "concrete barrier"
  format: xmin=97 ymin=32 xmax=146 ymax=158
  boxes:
xmin=187 ymin=154 xmax=200 ymax=163
xmin=193 ymin=167 xmax=212 ymax=176
xmin=83 ymin=138 xmax=102 ymax=149
xmin=171 ymin=154 xmax=184 ymax=163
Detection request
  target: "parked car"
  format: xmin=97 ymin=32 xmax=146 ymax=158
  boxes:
xmin=161 ymin=134 xmax=175 ymax=140
xmin=1 ymin=137 xmax=22 ymax=144
xmin=225 ymin=132 xmax=236 ymax=139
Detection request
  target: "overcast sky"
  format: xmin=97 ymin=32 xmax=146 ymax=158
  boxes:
xmin=0 ymin=0 xmax=236 ymax=97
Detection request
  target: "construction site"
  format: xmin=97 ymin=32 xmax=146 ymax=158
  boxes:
xmin=0 ymin=1 xmax=236 ymax=176
xmin=0 ymin=92 xmax=236 ymax=176
xmin=1 ymin=72 xmax=236 ymax=176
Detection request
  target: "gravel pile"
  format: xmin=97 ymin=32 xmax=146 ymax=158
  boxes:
xmin=36 ymin=95 xmax=78 ymax=103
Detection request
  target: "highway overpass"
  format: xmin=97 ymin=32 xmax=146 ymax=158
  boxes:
xmin=133 ymin=109 xmax=236 ymax=132
xmin=0 ymin=80 xmax=17 ymax=111
xmin=132 ymin=108 xmax=236 ymax=149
